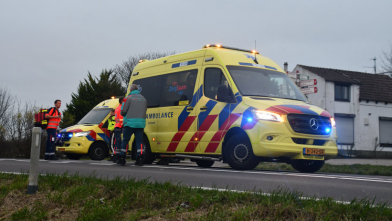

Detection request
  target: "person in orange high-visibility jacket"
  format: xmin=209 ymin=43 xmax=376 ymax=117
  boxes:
xmin=45 ymin=99 xmax=62 ymax=160
xmin=112 ymin=97 xmax=125 ymax=162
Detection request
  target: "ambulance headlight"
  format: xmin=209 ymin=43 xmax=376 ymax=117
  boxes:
xmin=74 ymin=131 xmax=91 ymax=137
xmin=330 ymin=117 xmax=336 ymax=127
xmin=251 ymin=110 xmax=283 ymax=122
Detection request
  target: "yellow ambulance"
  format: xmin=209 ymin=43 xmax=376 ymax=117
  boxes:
xmin=131 ymin=44 xmax=338 ymax=172
xmin=56 ymin=98 xmax=119 ymax=160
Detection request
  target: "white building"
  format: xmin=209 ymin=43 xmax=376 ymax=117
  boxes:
xmin=291 ymin=65 xmax=392 ymax=158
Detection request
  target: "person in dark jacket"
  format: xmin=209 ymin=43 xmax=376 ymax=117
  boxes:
xmin=118 ymin=84 xmax=147 ymax=166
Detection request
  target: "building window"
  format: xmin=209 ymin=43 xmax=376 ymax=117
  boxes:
xmin=335 ymin=84 xmax=350 ymax=102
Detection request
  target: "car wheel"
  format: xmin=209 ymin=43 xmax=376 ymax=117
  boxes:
xmin=195 ymin=160 xmax=215 ymax=168
xmin=88 ymin=142 xmax=108 ymax=161
xmin=66 ymin=154 xmax=82 ymax=160
xmin=291 ymin=160 xmax=324 ymax=173
xmin=224 ymin=134 xmax=260 ymax=170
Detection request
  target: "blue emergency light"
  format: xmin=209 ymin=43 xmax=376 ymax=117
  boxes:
xmin=325 ymin=128 xmax=331 ymax=133
xmin=247 ymin=118 xmax=253 ymax=122
xmin=68 ymin=134 xmax=73 ymax=138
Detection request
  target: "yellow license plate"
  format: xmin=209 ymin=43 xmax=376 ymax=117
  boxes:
xmin=58 ymin=148 xmax=65 ymax=152
xmin=303 ymin=148 xmax=324 ymax=156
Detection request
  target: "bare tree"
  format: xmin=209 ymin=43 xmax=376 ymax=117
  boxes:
xmin=0 ymin=87 xmax=14 ymax=143
xmin=381 ymin=44 xmax=392 ymax=77
xmin=114 ymin=51 xmax=176 ymax=90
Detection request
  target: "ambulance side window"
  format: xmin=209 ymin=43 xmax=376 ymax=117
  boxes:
xmin=133 ymin=75 xmax=163 ymax=108
xmin=160 ymin=69 xmax=198 ymax=107
xmin=204 ymin=68 xmax=229 ymax=101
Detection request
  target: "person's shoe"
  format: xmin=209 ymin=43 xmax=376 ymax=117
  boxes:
xmin=120 ymin=158 xmax=126 ymax=166
xmin=117 ymin=156 xmax=126 ymax=166
xmin=135 ymin=155 xmax=144 ymax=166
xmin=113 ymin=155 xmax=120 ymax=163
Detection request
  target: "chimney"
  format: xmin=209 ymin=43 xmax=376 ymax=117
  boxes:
xmin=284 ymin=62 xmax=288 ymax=73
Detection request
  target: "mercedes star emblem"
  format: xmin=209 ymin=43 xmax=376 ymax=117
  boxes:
xmin=309 ymin=118 xmax=319 ymax=130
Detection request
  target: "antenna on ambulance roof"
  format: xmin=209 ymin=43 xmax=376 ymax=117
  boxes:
xmin=253 ymin=40 xmax=259 ymax=64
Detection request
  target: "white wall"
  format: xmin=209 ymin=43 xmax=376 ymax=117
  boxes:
xmin=357 ymin=101 xmax=392 ymax=151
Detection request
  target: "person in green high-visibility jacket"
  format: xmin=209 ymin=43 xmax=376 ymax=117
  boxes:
xmin=107 ymin=109 xmax=116 ymax=160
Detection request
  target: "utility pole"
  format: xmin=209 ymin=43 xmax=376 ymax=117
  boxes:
xmin=373 ymin=57 xmax=377 ymax=74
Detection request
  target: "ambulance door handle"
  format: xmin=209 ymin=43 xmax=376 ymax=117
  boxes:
xmin=186 ymin=106 xmax=193 ymax=112
xmin=200 ymin=106 xmax=208 ymax=112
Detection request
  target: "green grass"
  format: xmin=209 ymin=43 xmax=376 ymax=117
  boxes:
xmin=256 ymin=162 xmax=392 ymax=176
xmin=0 ymin=172 xmax=391 ymax=220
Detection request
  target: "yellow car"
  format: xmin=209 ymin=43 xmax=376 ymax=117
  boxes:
xmin=125 ymin=44 xmax=338 ymax=172
xmin=56 ymin=99 xmax=119 ymax=160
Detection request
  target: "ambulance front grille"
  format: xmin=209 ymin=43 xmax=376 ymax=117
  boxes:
xmin=287 ymin=114 xmax=332 ymax=135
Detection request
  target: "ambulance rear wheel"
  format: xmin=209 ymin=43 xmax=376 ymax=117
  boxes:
xmin=224 ymin=134 xmax=260 ymax=170
xmin=195 ymin=160 xmax=214 ymax=168
xmin=291 ymin=160 xmax=324 ymax=173
xmin=89 ymin=142 xmax=108 ymax=161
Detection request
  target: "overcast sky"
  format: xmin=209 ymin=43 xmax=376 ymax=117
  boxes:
xmin=1 ymin=0 xmax=391 ymax=110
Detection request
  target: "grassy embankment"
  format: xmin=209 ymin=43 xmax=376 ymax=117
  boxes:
xmin=256 ymin=162 xmax=392 ymax=176
xmin=1 ymin=173 xmax=391 ymax=220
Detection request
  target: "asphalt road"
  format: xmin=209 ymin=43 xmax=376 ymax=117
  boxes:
xmin=1 ymin=158 xmax=392 ymax=206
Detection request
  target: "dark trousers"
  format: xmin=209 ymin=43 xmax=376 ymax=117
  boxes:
xmin=121 ymin=127 xmax=143 ymax=157
xmin=45 ymin=128 xmax=57 ymax=159
xmin=113 ymin=127 xmax=122 ymax=155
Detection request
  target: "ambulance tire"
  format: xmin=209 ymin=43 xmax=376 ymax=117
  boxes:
xmin=142 ymin=137 xmax=155 ymax=164
xmin=89 ymin=142 xmax=108 ymax=161
xmin=291 ymin=160 xmax=324 ymax=173
xmin=195 ymin=160 xmax=214 ymax=168
xmin=224 ymin=134 xmax=260 ymax=170
xmin=66 ymin=154 xmax=82 ymax=160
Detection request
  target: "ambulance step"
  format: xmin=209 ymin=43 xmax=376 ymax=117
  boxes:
xmin=175 ymin=154 xmax=221 ymax=162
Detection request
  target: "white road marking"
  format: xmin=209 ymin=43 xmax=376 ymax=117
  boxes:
xmin=2 ymin=158 xmax=392 ymax=184
xmin=49 ymin=161 xmax=82 ymax=164
xmin=89 ymin=163 xmax=115 ymax=166
xmin=143 ymin=165 xmax=392 ymax=184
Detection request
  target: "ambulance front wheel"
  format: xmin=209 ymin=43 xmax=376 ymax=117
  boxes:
xmin=291 ymin=160 xmax=324 ymax=173
xmin=224 ymin=134 xmax=260 ymax=170
xmin=89 ymin=142 xmax=108 ymax=161
xmin=195 ymin=160 xmax=214 ymax=168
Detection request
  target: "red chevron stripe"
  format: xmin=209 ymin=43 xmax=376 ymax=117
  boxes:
xmin=184 ymin=115 xmax=217 ymax=152
xmin=274 ymin=106 xmax=302 ymax=114
xmin=320 ymin=110 xmax=332 ymax=118
xmin=167 ymin=116 xmax=197 ymax=152
xmin=204 ymin=114 xmax=241 ymax=153
xmin=265 ymin=106 xmax=288 ymax=114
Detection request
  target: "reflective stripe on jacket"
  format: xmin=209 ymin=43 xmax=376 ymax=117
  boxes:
xmin=108 ymin=116 xmax=115 ymax=131
xmin=46 ymin=107 xmax=61 ymax=129
xmin=114 ymin=105 xmax=123 ymax=128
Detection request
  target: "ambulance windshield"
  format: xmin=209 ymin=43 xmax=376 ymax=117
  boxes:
xmin=227 ymin=66 xmax=307 ymax=102
xmin=78 ymin=108 xmax=111 ymax=125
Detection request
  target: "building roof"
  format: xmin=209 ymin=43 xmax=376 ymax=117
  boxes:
xmin=299 ymin=65 xmax=392 ymax=103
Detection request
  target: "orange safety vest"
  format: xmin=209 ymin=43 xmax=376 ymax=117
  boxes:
xmin=114 ymin=105 xmax=123 ymax=128
xmin=45 ymin=107 xmax=61 ymax=130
